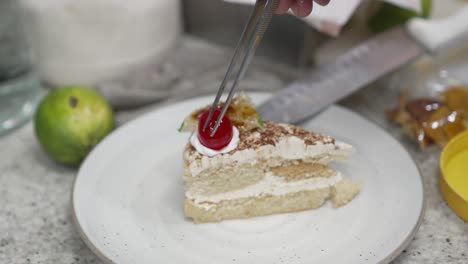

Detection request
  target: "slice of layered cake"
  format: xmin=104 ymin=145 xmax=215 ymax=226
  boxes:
xmin=179 ymin=93 xmax=360 ymax=223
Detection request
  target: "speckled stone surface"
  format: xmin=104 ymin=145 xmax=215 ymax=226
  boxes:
xmin=340 ymin=82 xmax=468 ymax=264
xmin=1 ymin=36 xmax=467 ymax=264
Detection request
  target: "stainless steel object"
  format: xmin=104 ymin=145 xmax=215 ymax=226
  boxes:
xmin=203 ymin=0 xmax=278 ymax=136
xmin=258 ymin=26 xmax=421 ymax=124
xmin=182 ymin=0 xmax=326 ymax=67
xmin=258 ymin=6 xmax=468 ymax=124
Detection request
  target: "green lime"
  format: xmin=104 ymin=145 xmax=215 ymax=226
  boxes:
xmin=34 ymin=86 xmax=115 ymax=167
xmin=369 ymin=0 xmax=432 ymax=33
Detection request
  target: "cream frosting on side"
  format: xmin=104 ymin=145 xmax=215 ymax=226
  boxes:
xmin=186 ymin=172 xmax=344 ymax=209
xmin=184 ymin=136 xmax=354 ymax=177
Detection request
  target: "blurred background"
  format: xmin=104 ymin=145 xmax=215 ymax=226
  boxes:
xmin=1 ymin=0 xmax=468 ymax=152
xmin=2 ymin=0 xmax=467 ymax=146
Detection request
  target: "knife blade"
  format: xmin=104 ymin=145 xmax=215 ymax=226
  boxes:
xmin=258 ymin=6 xmax=468 ymax=124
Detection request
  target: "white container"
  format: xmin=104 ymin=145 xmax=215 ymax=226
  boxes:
xmin=18 ymin=0 xmax=182 ymax=87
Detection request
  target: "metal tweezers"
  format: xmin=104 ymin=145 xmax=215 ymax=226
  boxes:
xmin=202 ymin=0 xmax=279 ymax=136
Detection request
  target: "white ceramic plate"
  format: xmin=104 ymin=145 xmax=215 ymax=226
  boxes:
xmin=73 ymin=93 xmax=424 ymax=264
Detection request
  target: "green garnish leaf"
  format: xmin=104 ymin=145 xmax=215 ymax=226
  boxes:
xmin=178 ymin=121 xmax=185 ymax=132
xmin=257 ymin=118 xmax=265 ymax=128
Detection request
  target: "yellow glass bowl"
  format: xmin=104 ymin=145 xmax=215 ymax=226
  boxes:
xmin=440 ymin=131 xmax=468 ymax=222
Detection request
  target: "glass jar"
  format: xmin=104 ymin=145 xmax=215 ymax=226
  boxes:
xmin=0 ymin=0 xmax=42 ymax=136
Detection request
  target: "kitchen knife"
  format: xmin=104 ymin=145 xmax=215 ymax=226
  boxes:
xmin=257 ymin=6 xmax=468 ymax=124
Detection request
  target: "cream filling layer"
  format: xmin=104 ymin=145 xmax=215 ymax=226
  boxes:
xmin=186 ymin=172 xmax=343 ymax=207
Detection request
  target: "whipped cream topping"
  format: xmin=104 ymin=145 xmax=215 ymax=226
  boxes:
xmin=190 ymin=127 xmax=240 ymax=157
xmin=187 ymin=172 xmax=344 ymax=208
xmin=185 ymin=136 xmax=354 ymax=177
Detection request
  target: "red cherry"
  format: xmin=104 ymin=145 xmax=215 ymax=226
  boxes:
xmin=198 ymin=109 xmax=233 ymax=150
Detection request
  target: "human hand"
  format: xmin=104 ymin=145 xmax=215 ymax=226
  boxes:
xmin=276 ymin=0 xmax=330 ymax=17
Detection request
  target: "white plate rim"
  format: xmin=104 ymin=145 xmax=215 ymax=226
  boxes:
xmin=71 ymin=92 xmax=426 ymax=264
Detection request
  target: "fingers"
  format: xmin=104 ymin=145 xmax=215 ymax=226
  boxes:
xmin=313 ymin=0 xmax=330 ymax=6
xmin=276 ymin=0 xmax=294 ymax=14
xmin=291 ymin=0 xmax=313 ymax=17
xmin=276 ymin=0 xmax=330 ymax=17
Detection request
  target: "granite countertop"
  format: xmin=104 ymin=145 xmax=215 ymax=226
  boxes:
xmin=1 ymin=36 xmax=467 ymax=264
